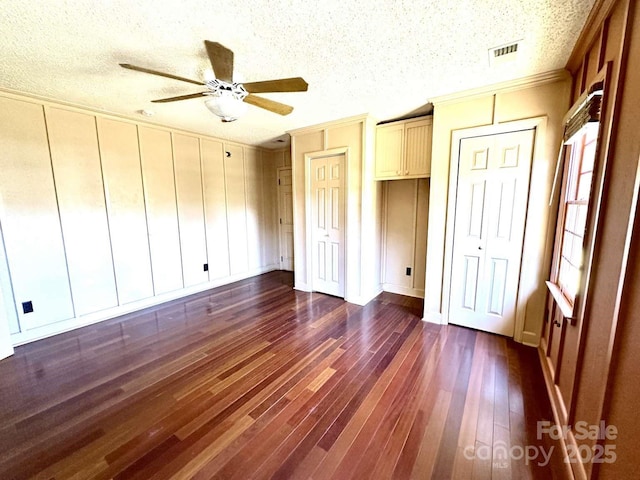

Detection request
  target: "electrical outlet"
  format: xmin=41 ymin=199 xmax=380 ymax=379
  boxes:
xmin=203 ymin=263 xmax=209 ymax=272
xmin=22 ymin=301 xmax=33 ymax=314
xmin=406 ymin=267 xmax=412 ymax=276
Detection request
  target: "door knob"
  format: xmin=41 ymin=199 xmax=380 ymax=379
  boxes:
xmin=554 ymin=319 xmax=562 ymax=327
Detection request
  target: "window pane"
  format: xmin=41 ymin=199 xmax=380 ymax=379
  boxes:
xmin=577 ymin=171 xmax=593 ymax=200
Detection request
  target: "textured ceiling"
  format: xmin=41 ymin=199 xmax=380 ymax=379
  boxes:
xmin=0 ymin=0 xmax=595 ymax=148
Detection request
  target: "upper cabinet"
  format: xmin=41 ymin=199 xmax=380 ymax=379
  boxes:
xmin=375 ymin=117 xmax=432 ymax=180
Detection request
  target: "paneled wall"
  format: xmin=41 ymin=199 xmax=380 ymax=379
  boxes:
xmin=382 ymin=179 xmax=429 ymax=298
xmin=0 ymin=93 xmax=280 ymax=345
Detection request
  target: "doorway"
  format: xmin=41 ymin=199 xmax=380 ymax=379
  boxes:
xmin=277 ymin=168 xmax=294 ymax=271
xmin=307 ymin=153 xmax=346 ymax=297
xmin=449 ymin=128 xmax=535 ymax=336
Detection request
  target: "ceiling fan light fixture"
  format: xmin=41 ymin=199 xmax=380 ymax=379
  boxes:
xmin=204 ymin=78 xmax=248 ymax=122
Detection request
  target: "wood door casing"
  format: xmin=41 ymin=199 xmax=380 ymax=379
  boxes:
xmin=278 ymin=168 xmax=294 ymax=271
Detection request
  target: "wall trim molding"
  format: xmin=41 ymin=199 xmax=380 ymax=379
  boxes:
xmin=429 ymin=70 xmax=570 ymax=105
xmin=287 ymin=113 xmax=375 ymax=137
xmin=11 ymin=266 xmax=281 ymax=346
xmin=382 ymin=283 xmax=424 ymax=299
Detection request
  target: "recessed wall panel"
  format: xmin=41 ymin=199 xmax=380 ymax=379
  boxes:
xmin=224 ymin=144 xmax=249 ymax=275
xmin=97 ymin=118 xmax=153 ymax=304
xmin=244 ymin=148 xmax=264 ymax=270
xmin=47 ymin=108 xmax=118 ymax=315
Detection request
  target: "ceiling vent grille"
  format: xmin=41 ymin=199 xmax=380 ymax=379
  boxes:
xmin=489 ymin=41 xmax=521 ymax=66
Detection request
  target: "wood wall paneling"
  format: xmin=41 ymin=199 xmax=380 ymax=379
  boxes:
xmin=224 ymin=144 xmax=249 ymax=275
xmin=46 ymin=108 xmax=118 ymax=315
xmin=138 ymin=126 xmax=184 ymax=294
xmin=261 ymin=151 xmax=279 ymax=267
xmin=0 ymin=97 xmax=74 ymax=329
xmin=244 ymin=148 xmax=264 ymax=270
xmin=384 ymin=180 xmax=416 ymax=289
xmin=201 ymin=138 xmax=231 ymax=280
xmin=172 ymin=133 xmax=209 ymax=287
xmin=97 ymin=118 xmax=154 ymax=304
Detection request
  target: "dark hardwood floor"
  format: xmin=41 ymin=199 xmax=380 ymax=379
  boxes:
xmin=0 ymin=272 xmax=565 ymax=479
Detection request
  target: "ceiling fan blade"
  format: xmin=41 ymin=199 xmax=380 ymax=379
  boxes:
xmin=243 ymin=94 xmax=294 ymax=115
xmin=120 ymin=63 xmax=204 ymax=86
xmin=151 ymin=92 xmax=209 ymax=103
xmin=204 ymin=41 xmax=234 ymax=83
xmin=243 ymin=77 xmax=309 ymax=93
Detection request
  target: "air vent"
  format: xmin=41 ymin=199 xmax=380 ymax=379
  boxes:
xmin=489 ymin=41 xmax=521 ymax=66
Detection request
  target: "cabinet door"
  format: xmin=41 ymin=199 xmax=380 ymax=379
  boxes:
xmin=405 ymin=118 xmax=432 ymax=177
xmin=375 ymin=123 xmax=404 ymax=179
xmin=0 ymin=97 xmax=74 ymax=330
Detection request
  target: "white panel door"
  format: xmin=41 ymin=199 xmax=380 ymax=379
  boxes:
xmin=224 ymin=145 xmax=249 ymax=275
xmin=278 ymin=168 xmax=294 ymax=271
xmin=0 ymin=97 xmax=74 ymax=330
xmin=97 ymin=118 xmax=154 ymax=304
xmin=310 ymin=155 xmax=345 ymax=297
xmin=172 ymin=133 xmax=208 ymax=287
xmin=138 ymin=126 xmax=184 ymax=294
xmin=449 ymin=129 xmax=535 ymax=336
xmin=47 ymin=108 xmax=118 ymax=316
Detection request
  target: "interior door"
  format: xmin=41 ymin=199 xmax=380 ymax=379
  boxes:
xmin=449 ymin=129 xmax=535 ymax=336
xmin=310 ymin=155 xmax=345 ymax=297
xmin=278 ymin=168 xmax=294 ymax=271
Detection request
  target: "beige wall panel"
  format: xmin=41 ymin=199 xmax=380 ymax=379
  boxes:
xmin=262 ymin=152 xmax=279 ymax=267
xmin=224 ymin=144 xmax=249 ymax=275
xmin=413 ymin=179 xmax=429 ymax=291
xmin=244 ymin=148 xmax=264 ymax=270
xmin=97 ymin=117 xmax=154 ymax=304
xmin=0 ymin=97 xmax=74 ymax=329
xmin=292 ymin=130 xmax=323 ymax=285
xmin=138 ymin=126 xmax=184 ymax=294
xmin=384 ymin=180 xmax=416 ymax=288
xmin=47 ymin=108 xmax=118 ymax=315
xmin=283 ymin=148 xmax=292 ymax=167
xmin=201 ymin=138 xmax=230 ymax=280
xmin=0 ymin=228 xmax=19 ymax=334
xmin=328 ymin=122 xmax=363 ymax=297
xmin=172 ymin=133 xmax=208 ymax=287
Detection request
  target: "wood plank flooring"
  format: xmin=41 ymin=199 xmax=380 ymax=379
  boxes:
xmin=0 ymin=272 xmax=566 ymax=479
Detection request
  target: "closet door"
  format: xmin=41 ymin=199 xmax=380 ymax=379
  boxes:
xmin=173 ymin=133 xmax=208 ymax=287
xmin=97 ymin=118 xmax=154 ymax=304
xmin=224 ymin=145 xmax=249 ymax=275
xmin=201 ymin=138 xmax=230 ymax=280
xmin=0 ymin=97 xmax=73 ymax=329
xmin=139 ymin=126 xmax=184 ymax=294
xmin=244 ymin=148 xmax=264 ymax=270
xmin=47 ymin=108 xmax=117 ymax=315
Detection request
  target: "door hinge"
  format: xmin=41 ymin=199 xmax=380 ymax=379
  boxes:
xmin=281 ymin=256 xmax=283 ymax=261
xmin=278 ymin=178 xmax=281 ymax=185
xmin=279 ymin=218 xmax=282 ymax=224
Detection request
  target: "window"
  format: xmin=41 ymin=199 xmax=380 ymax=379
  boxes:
xmin=548 ymin=83 xmax=603 ymax=317
xmin=556 ymin=124 xmax=598 ymax=305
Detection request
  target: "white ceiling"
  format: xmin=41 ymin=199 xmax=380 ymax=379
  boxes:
xmin=1 ymin=0 xmax=594 ymax=148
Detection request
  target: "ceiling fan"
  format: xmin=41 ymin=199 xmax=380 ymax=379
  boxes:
xmin=120 ymin=41 xmax=308 ymax=122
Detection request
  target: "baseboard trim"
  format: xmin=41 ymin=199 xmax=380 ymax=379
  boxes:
xmin=382 ymin=283 xmax=425 ymax=299
xmin=521 ymin=330 xmax=541 ymax=347
xmin=346 ymin=286 xmax=383 ymax=306
xmin=11 ymin=266 xmax=279 ymax=346
xmin=423 ymin=312 xmax=444 ymax=324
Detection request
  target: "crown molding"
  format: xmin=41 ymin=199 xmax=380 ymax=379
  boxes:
xmin=429 ymin=69 xmax=571 ymax=105
xmin=287 ymin=113 xmax=375 ymax=136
